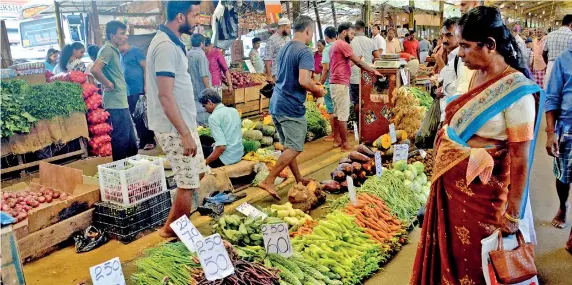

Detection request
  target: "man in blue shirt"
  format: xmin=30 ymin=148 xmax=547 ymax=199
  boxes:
xmin=258 ymin=15 xmax=326 ymax=200
xmin=119 ymin=43 xmax=155 ymax=150
xmin=545 ymin=45 xmax=572 ymax=254
xmin=199 ymin=88 xmax=243 ymax=168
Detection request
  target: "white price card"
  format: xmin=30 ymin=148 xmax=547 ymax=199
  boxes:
xmin=392 ymin=144 xmax=409 ymax=163
xmin=375 ymin=151 xmax=383 ymax=178
xmin=90 ymin=257 xmax=126 ymax=285
xmin=389 ymin=123 xmax=397 ymax=143
xmin=236 ymin=202 xmax=268 ymax=220
xmin=244 ymin=60 xmax=256 ymax=73
xmin=419 ymin=149 xmax=427 ymax=159
xmin=194 ymin=234 xmax=235 ymax=281
xmin=353 ymin=123 xmax=359 ymax=142
xmin=261 ymin=222 xmax=293 ymax=257
xmin=347 ymin=176 xmax=357 ymax=205
xmin=400 ymin=68 xmax=409 ymax=85
xmin=170 ymin=215 xmax=203 ymax=252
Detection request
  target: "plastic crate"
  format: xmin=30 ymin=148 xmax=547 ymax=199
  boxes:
xmin=97 ymin=154 xmax=167 ymax=206
xmin=94 ymin=192 xmax=172 ymax=243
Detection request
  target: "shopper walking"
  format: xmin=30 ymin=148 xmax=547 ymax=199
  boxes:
xmin=403 ymin=31 xmax=420 ymax=59
xmin=385 ymin=27 xmax=402 ymax=54
xmin=205 ymin=39 xmax=233 ymax=94
xmin=314 ymin=39 xmax=325 ymax=78
xmin=372 ymin=24 xmax=386 ymax=55
xmin=543 ymin=14 xmax=572 ymax=89
xmin=419 ymin=36 xmax=431 ymax=63
xmin=258 ymin=15 xmax=326 ymax=200
xmin=249 ymin=37 xmax=264 ymax=74
xmin=188 ymin=34 xmax=212 ymax=126
xmin=264 ymin=18 xmax=291 ymax=83
xmin=91 ymin=21 xmax=138 ymax=161
xmin=329 ymin=22 xmax=381 ymax=151
xmin=321 ymin=27 xmax=338 ymax=144
xmin=146 ymin=1 xmax=205 ymax=238
xmin=545 ymin=46 xmax=572 ymax=253
xmin=44 ymin=48 xmax=59 ymax=72
xmin=119 ymin=43 xmax=155 ymax=151
xmin=532 ymin=30 xmax=547 ymax=88
xmin=435 ymin=17 xmax=472 ymax=122
xmin=411 ymin=7 xmax=543 ymax=284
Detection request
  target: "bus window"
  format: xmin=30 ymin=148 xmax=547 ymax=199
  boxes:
xmin=20 ymin=17 xmax=58 ymax=48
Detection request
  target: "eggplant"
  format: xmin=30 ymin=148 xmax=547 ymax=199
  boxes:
xmin=357 ymin=144 xmax=375 ymax=157
xmin=348 ymin=151 xmax=371 ymax=163
xmin=337 ymin=163 xmax=354 ymax=175
xmin=321 ymin=180 xmax=341 ymax=193
xmin=339 ymin=157 xmax=352 ymax=164
xmin=340 ymin=181 xmax=349 ymax=192
xmin=331 ymin=170 xmax=345 ymax=182
xmin=351 ymin=162 xmax=362 ymax=172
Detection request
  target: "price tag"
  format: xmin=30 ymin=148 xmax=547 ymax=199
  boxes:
xmin=347 ymin=176 xmax=357 ymax=205
xmin=194 ymin=234 xmax=235 ymax=281
xmin=236 ymin=202 xmax=268 ymax=220
xmin=375 ymin=152 xmax=383 ymax=178
xmin=261 ymin=222 xmax=292 ymax=257
xmin=392 ymin=144 xmax=409 ymax=163
xmin=170 ymin=215 xmax=203 ymax=252
xmin=353 ymin=123 xmax=359 ymax=142
xmin=389 ymin=123 xmax=397 ymax=143
xmin=244 ymin=60 xmax=256 ymax=73
xmin=89 ymin=257 xmax=126 ymax=285
xmin=400 ymin=68 xmax=409 ymax=85
xmin=419 ymin=149 xmax=427 ymax=159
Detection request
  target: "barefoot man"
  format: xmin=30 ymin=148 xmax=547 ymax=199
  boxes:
xmin=259 ymin=15 xmax=326 ymax=199
xmin=545 ymin=45 xmax=572 ymax=254
xmin=146 ymin=1 xmax=205 ymax=237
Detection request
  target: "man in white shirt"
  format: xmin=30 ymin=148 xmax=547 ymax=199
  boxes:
xmin=372 ymin=24 xmax=386 ymax=55
xmin=436 ymin=17 xmax=472 ymax=122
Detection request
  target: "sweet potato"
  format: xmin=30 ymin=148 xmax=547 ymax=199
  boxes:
xmin=331 ymin=170 xmax=345 ymax=182
xmin=340 ymin=181 xmax=348 ymax=192
xmin=357 ymin=144 xmax=375 ymax=157
xmin=352 ymin=162 xmax=362 ymax=172
xmin=337 ymin=163 xmax=354 ymax=175
xmin=349 ymin=151 xmax=371 ymax=163
xmin=321 ymin=180 xmax=341 ymax=192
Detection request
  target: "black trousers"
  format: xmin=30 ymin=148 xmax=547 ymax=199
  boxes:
xmin=107 ymin=108 xmax=139 ymax=161
xmin=127 ymin=95 xmax=156 ymax=148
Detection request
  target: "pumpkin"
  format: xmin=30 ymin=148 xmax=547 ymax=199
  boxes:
xmin=274 ymin=142 xmax=284 ymax=151
xmin=395 ymin=130 xmax=408 ymax=141
xmin=263 ymin=115 xmax=273 ymax=125
xmin=380 ymin=134 xmax=392 ymax=149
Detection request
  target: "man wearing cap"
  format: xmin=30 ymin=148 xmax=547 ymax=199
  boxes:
xmin=264 ymin=18 xmax=291 ymax=83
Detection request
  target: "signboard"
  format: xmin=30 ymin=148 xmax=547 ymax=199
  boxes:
xmin=264 ymin=0 xmax=283 ymax=24
xmin=236 ymin=202 xmax=268 ymax=220
xmin=90 ymin=257 xmax=126 ymax=285
xmin=389 ymin=124 xmax=397 ymax=143
xmin=392 ymin=144 xmax=409 ymax=163
xmin=375 ymin=152 xmax=383 ymax=178
xmin=347 ymin=176 xmax=357 ymax=206
xmin=194 ymin=234 xmax=235 ymax=281
xmin=170 ymin=215 xmax=203 ymax=252
xmin=261 ymin=223 xmax=292 ymax=257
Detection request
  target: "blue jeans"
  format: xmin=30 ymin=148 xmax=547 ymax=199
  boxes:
xmin=107 ymin=108 xmax=138 ymax=161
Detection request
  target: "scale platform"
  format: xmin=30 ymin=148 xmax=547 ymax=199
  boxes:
xmin=373 ymin=60 xmax=402 ymax=69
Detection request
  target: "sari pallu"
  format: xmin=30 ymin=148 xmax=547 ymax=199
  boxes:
xmin=410 ymin=70 xmax=545 ymax=285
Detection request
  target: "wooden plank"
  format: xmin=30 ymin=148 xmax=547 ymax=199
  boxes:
xmin=18 ymin=209 xmax=94 ymax=262
xmin=245 ymin=86 xmax=261 ymax=102
xmin=26 ymin=184 xmax=100 ymax=233
xmin=39 ymin=162 xmax=83 ymax=195
xmin=0 ymin=149 xmax=86 ymax=175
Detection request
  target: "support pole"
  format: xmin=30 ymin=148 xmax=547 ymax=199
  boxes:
xmin=285 ymin=1 xmax=291 ymax=20
xmin=331 ymin=0 xmax=337 ymax=27
xmin=292 ymin=1 xmax=300 ymax=21
xmin=1 ymin=20 xmax=13 ymax=68
xmin=55 ymin=0 xmax=65 ymax=48
xmin=439 ymin=0 xmax=444 ymax=28
xmin=313 ymin=0 xmax=323 ymax=40
xmin=91 ymin=1 xmax=102 ymax=46
xmin=365 ymin=0 xmax=371 ymax=27
xmin=408 ymin=0 xmax=414 ymax=30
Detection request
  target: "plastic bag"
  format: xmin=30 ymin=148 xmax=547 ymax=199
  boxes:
xmin=415 ymin=97 xmax=441 ymax=149
xmin=133 ymin=95 xmax=148 ymax=128
xmin=74 ymin=226 xmax=108 ymax=253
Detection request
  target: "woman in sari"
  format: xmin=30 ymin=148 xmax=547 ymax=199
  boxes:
xmin=411 ymin=7 xmax=544 ymax=285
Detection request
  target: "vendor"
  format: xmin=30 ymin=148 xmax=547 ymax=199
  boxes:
xmin=199 ymin=88 xmax=244 ymax=168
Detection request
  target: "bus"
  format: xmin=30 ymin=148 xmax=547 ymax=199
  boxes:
xmin=18 ymin=14 xmax=85 ymax=60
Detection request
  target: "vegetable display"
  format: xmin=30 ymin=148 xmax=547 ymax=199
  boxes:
xmin=1 ymin=80 xmax=37 ymax=138
xmin=391 ymin=87 xmax=427 ymax=141
xmin=230 ymin=72 xmax=263 ymax=89
xmin=2 ymin=187 xmax=68 ymax=222
xmin=213 ymin=214 xmax=284 ymax=246
xmin=305 ymin=102 xmax=330 ymax=142
xmin=132 ymin=242 xmax=200 ymax=285
xmin=407 ymin=87 xmax=433 ymax=108
xmin=271 ymin=203 xmax=313 ymax=230
xmin=391 ymin=161 xmax=431 ymax=204
xmin=23 ymin=81 xmax=86 ymax=121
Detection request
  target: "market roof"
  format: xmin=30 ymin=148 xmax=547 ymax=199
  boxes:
xmin=37 ymin=0 xmax=135 ymax=15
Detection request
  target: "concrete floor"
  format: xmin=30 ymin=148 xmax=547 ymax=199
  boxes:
xmin=17 ymin=129 xmax=572 ymax=284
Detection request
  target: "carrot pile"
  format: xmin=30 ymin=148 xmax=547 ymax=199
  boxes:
xmin=344 ymin=193 xmax=404 ymax=244
xmin=290 ymin=219 xmax=317 ymax=237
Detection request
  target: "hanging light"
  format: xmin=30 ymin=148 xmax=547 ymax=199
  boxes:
xmin=543 ymin=10 xmax=545 ymax=15
xmin=528 ymin=12 xmax=531 ymax=16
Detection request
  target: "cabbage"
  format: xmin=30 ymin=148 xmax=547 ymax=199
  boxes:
xmin=416 ymin=173 xmax=428 ymax=185
xmin=413 ymin=161 xmax=425 ymax=174
xmin=404 ymin=170 xmax=415 ymax=182
xmin=422 ymin=185 xmax=431 ymax=196
xmin=416 ymin=193 xmax=426 ymax=203
xmin=412 ymin=181 xmax=422 ymax=192
xmin=414 ymin=176 xmax=424 ymax=185
xmin=393 ymin=160 xmax=407 ymax=171
xmin=392 ymin=170 xmax=404 ymax=180
xmin=404 ymin=180 xmax=413 ymax=190
xmin=241 ymin=119 xmax=255 ymax=130
xmin=407 ymin=164 xmax=418 ymax=178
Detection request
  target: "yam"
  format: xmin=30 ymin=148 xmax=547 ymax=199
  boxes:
xmin=337 ymin=163 xmax=354 ymax=175
xmin=357 ymin=144 xmax=375 ymax=157
xmin=348 ymin=151 xmax=371 ymax=163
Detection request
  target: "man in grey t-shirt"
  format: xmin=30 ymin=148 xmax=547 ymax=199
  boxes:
xmin=350 ymin=20 xmax=379 ymax=115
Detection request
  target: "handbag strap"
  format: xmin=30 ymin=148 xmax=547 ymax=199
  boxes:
xmin=496 ymin=229 xmax=526 ymax=250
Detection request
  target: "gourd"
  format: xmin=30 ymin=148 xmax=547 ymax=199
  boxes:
xmin=260 ymin=136 xmax=274 ymax=146
xmin=261 ymin=125 xmax=276 ymax=136
xmin=242 ymin=130 xmax=263 ymax=141
xmin=242 ymin=140 xmax=261 ymax=153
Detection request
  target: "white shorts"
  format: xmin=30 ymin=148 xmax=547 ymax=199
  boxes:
xmin=330 ymin=84 xmax=350 ymax=121
xmin=156 ymin=130 xmax=207 ymax=189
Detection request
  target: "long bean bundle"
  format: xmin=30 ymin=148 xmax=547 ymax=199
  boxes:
xmin=132 ymin=242 xmax=200 ymax=285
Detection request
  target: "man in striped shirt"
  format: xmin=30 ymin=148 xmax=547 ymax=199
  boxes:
xmin=543 ymin=14 xmax=572 ymax=89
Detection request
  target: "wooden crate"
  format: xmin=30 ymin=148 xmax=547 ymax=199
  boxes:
xmin=244 ymin=85 xmax=261 ymax=102
xmin=1 ymin=226 xmax=26 ymax=284
xmin=260 ymin=97 xmax=270 ymax=110
xmin=236 ymin=100 xmax=260 ymax=116
xmin=222 ymin=88 xmax=246 ymax=105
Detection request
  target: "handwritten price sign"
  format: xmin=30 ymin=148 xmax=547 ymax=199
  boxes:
xmin=375 ymin=152 xmax=383 ymax=177
xmin=170 ymin=215 xmax=203 ymax=252
xmin=261 ymin=223 xmax=292 ymax=257
xmin=195 ymin=234 xmax=235 ymax=281
xmin=347 ymin=176 xmax=357 ymax=206
xmin=389 ymin=124 xmax=397 ymax=143
xmin=392 ymin=144 xmax=409 ymax=163
xmin=236 ymin=202 xmax=267 ymax=220
xmin=90 ymin=257 xmax=126 ymax=285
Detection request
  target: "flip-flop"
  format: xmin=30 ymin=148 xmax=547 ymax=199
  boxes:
xmin=144 ymin=144 xmax=156 ymax=150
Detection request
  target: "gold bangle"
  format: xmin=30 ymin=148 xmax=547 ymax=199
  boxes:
xmin=504 ymin=212 xmax=520 ymax=223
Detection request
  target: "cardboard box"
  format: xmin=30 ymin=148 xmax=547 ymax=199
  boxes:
xmin=3 ymin=162 xmax=101 ymax=235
